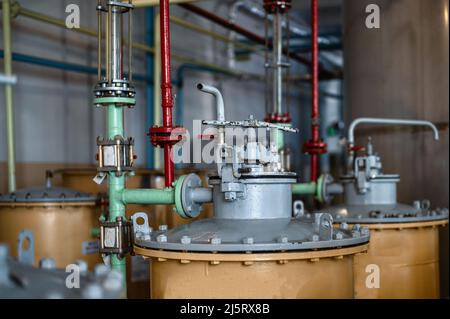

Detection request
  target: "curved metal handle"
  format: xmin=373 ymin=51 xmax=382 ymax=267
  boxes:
xmin=348 ymin=117 xmax=440 ymax=146
xmin=197 ymin=83 xmax=225 ymax=122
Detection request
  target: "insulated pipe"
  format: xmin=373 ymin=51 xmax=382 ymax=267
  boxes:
xmin=348 ymin=117 xmax=440 ymax=146
xmin=160 ymin=0 xmax=175 ymax=187
xmin=2 ymin=0 xmax=16 ymax=193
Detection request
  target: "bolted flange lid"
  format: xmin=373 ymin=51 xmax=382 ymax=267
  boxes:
xmin=133 ymin=214 xmax=370 ymax=253
xmin=0 ymin=186 xmax=97 ymax=203
xmin=321 ymin=202 xmax=449 ymax=224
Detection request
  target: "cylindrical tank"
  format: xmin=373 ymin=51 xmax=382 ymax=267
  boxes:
xmin=323 ymin=141 xmax=449 ymax=298
xmin=0 ymin=186 xmax=101 ymax=270
xmin=136 ymin=246 xmax=367 ymax=299
xmin=343 ymin=0 xmax=450 ymax=297
xmin=57 ymin=167 xmax=213 ymax=299
xmin=133 ymin=173 xmax=370 ymax=299
xmin=353 ymin=220 xmax=447 ymax=299
xmin=135 ymin=245 xmax=366 ymax=299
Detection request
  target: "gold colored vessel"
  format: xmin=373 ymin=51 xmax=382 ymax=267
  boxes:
xmin=0 ymin=195 xmax=101 ymax=270
xmin=135 ymin=245 xmax=368 ymax=299
xmin=352 ymin=220 xmax=448 ymax=299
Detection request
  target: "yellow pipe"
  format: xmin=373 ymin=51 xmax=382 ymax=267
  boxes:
xmin=153 ymin=13 xmax=162 ymax=170
xmin=134 ymin=0 xmax=202 ymax=7
xmin=2 ymin=0 xmax=16 ymax=192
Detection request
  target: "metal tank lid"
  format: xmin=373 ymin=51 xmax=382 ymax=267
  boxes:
xmin=133 ymin=213 xmax=370 ymax=253
xmin=321 ymin=201 xmax=449 ymax=224
xmin=0 ymin=186 xmax=97 ymax=203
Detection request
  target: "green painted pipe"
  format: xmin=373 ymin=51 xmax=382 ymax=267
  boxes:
xmin=2 ymin=0 xmax=16 ymax=192
xmin=292 ymin=174 xmax=327 ymax=203
xmin=121 ymin=188 xmax=175 ymax=205
xmin=292 ymin=182 xmax=317 ymax=195
xmin=106 ymin=104 xmax=127 ymax=297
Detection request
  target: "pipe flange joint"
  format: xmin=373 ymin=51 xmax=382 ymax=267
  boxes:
xmin=174 ymin=173 xmax=203 ymax=219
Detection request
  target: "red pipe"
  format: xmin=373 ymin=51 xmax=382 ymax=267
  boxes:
xmin=303 ymin=0 xmax=326 ymax=182
xmin=311 ymin=0 xmax=319 ymax=181
xmin=160 ymin=0 xmax=174 ymax=187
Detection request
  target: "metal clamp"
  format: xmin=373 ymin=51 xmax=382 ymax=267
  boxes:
xmin=100 ymin=217 xmax=133 ymax=256
xmin=131 ymin=212 xmax=152 ymax=241
xmin=315 ymin=213 xmax=334 ymax=241
xmin=17 ymin=230 xmax=35 ymax=265
xmin=293 ymin=200 xmax=304 ymax=218
xmin=96 ymin=135 xmax=135 ymax=177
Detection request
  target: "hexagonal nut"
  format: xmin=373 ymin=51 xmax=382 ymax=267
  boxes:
xmin=278 ymin=236 xmax=288 ymax=244
xmin=156 ymin=234 xmax=168 ymax=243
xmin=311 ymin=234 xmax=320 ymax=242
xmin=180 ymin=236 xmax=191 ymax=245
xmin=242 ymin=237 xmax=254 ymax=245
xmin=210 ymin=237 xmax=221 ymax=245
xmin=335 ymin=232 xmax=343 ymax=240
xmin=339 ymin=222 xmax=349 ymax=230
xmin=158 ymin=224 xmax=168 ymax=231
xmin=352 ymin=224 xmax=361 ymax=231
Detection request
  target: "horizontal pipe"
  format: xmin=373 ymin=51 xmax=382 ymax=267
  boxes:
xmin=121 ymin=188 xmax=175 ymax=205
xmin=292 ymin=182 xmax=317 ymax=195
xmin=0 ymin=50 xmax=152 ymax=83
xmin=191 ymin=187 xmax=213 ymax=203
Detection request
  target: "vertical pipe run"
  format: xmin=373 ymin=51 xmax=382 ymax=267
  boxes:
xmin=146 ymin=8 xmax=155 ymax=168
xmin=110 ymin=7 xmax=122 ymax=80
xmin=160 ymin=0 xmax=175 ymax=187
xmin=153 ymin=13 xmax=162 ymax=169
xmin=310 ymin=0 xmax=319 ymax=181
xmin=272 ymin=12 xmax=283 ymax=115
xmin=2 ymin=0 xmax=16 ymax=192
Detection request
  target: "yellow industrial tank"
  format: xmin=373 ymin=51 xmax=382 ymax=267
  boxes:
xmin=134 ymin=244 xmax=367 ymax=299
xmin=132 ymin=168 xmax=370 ymax=299
xmin=0 ymin=186 xmax=101 ymax=270
xmin=323 ymin=138 xmax=449 ymax=298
